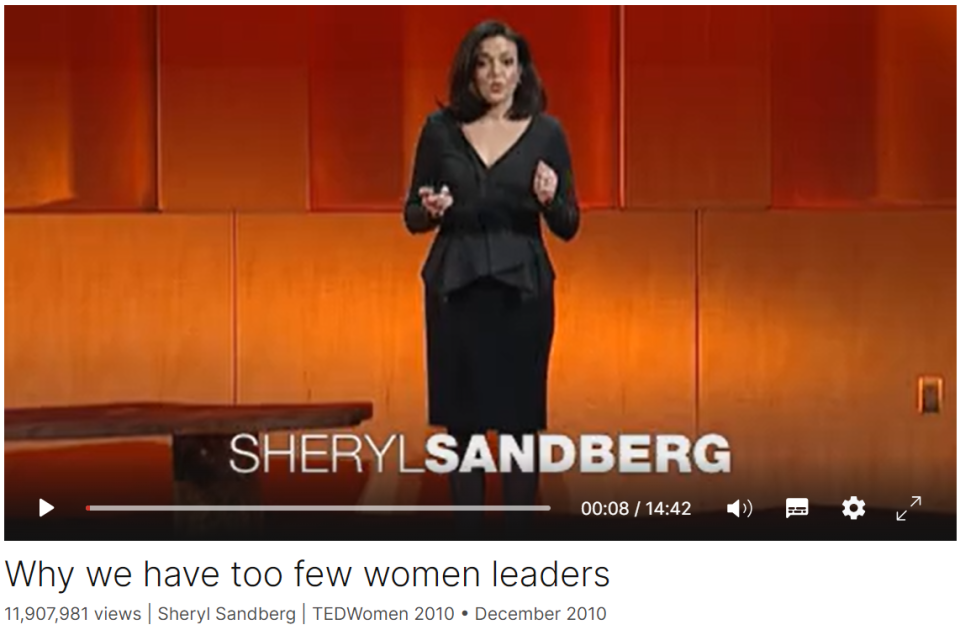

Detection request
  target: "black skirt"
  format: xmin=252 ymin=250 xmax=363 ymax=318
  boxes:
xmin=425 ymin=277 xmax=554 ymax=433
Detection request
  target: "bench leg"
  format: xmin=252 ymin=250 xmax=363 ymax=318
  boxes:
xmin=172 ymin=433 xmax=262 ymax=537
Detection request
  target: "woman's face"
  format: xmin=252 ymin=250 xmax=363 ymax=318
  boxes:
xmin=472 ymin=35 xmax=521 ymax=108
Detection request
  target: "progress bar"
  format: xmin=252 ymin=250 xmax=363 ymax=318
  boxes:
xmin=87 ymin=505 xmax=550 ymax=512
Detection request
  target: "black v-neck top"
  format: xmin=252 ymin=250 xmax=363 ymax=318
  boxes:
xmin=403 ymin=109 xmax=580 ymax=299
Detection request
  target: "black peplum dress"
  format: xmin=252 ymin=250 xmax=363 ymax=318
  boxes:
xmin=403 ymin=110 xmax=579 ymax=434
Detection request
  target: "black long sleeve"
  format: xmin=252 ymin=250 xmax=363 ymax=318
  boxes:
xmin=403 ymin=118 xmax=443 ymax=234
xmin=542 ymin=125 xmax=580 ymax=241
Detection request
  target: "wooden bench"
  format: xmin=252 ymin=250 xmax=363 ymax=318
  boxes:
xmin=5 ymin=402 xmax=373 ymax=535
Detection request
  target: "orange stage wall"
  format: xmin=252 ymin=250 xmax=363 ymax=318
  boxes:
xmin=5 ymin=6 xmax=956 ymax=514
xmin=7 ymin=5 xmax=954 ymax=212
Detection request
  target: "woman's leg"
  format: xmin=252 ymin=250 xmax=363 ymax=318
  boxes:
xmin=448 ymin=431 xmax=485 ymax=534
xmin=501 ymin=431 xmax=540 ymax=535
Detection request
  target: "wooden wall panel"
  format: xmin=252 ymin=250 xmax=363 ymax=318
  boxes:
xmin=4 ymin=6 xmax=72 ymax=209
xmin=310 ymin=7 xmax=405 ymax=210
xmin=700 ymin=210 xmax=956 ymax=512
xmin=4 ymin=214 xmax=234 ymax=407
xmin=876 ymin=5 xmax=957 ymax=205
xmin=235 ymin=214 xmax=428 ymax=505
xmin=158 ymin=7 xmax=311 ymax=212
xmin=545 ymin=212 xmax=697 ymax=509
xmin=235 ymin=214 xmax=426 ymax=434
xmin=771 ymin=7 xmax=877 ymax=207
xmin=623 ymin=6 xmax=771 ymax=209
xmin=5 ymin=6 xmax=157 ymax=211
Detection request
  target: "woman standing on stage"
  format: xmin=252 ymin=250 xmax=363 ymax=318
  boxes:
xmin=403 ymin=20 xmax=580 ymax=530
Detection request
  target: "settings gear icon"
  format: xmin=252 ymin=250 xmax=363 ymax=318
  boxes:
xmin=842 ymin=496 xmax=866 ymax=520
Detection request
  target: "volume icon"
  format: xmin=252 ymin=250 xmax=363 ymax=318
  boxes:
xmin=726 ymin=499 xmax=752 ymax=518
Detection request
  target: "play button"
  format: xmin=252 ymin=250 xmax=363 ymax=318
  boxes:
xmin=39 ymin=499 xmax=54 ymax=517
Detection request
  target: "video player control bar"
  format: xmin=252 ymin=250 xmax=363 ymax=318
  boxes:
xmin=86 ymin=505 xmax=551 ymax=512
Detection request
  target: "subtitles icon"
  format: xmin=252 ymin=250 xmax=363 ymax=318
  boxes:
xmin=786 ymin=498 xmax=808 ymax=518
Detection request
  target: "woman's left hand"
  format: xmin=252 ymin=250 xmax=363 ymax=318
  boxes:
xmin=533 ymin=160 xmax=558 ymax=207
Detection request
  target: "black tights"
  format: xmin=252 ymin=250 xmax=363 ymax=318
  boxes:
xmin=448 ymin=432 xmax=539 ymax=535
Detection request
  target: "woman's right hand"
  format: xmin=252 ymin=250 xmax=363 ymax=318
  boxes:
xmin=418 ymin=185 xmax=453 ymax=219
